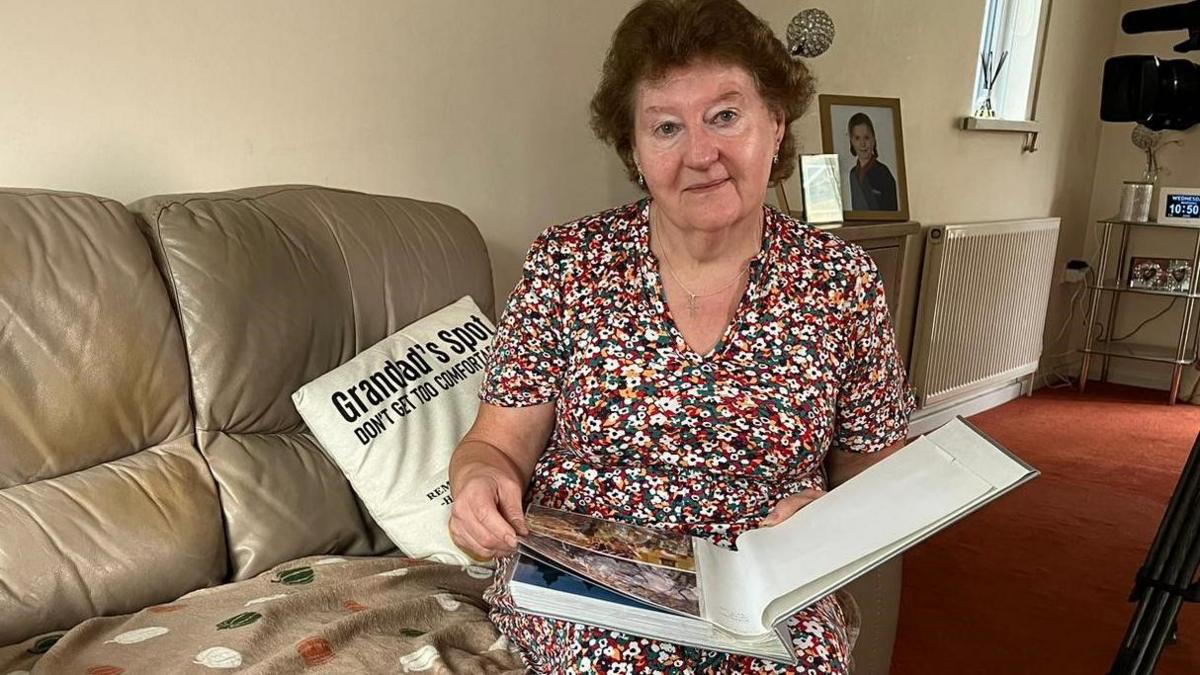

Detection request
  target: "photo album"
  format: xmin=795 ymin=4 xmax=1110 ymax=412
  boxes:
xmin=505 ymin=416 xmax=1038 ymax=664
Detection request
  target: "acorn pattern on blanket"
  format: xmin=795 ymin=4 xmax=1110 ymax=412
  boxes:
xmin=4 ymin=557 xmax=522 ymax=674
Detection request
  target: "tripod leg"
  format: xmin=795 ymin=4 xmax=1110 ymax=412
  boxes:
xmin=1110 ymin=430 xmax=1200 ymax=675
xmin=1135 ymin=491 xmax=1200 ymax=675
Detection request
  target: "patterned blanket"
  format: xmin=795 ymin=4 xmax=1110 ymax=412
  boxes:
xmin=0 ymin=556 xmax=524 ymax=674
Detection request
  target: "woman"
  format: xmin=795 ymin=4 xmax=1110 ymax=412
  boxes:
xmin=847 ymin=113 xmax=899 ymax=211
xmin=449 ymin=0 xmax=914 ymax=672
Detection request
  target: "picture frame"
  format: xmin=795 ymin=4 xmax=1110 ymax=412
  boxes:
xmin=1127 ymin=257 xmax=1192 ymax=293
xmin=818 ymin=95 xmax=910 ymax=222
xmin=798 ymin=154 xmax=844 ymax=224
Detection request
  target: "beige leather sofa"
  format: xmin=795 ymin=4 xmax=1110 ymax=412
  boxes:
xmin=0 ymin=185 xmax=901 ymax=673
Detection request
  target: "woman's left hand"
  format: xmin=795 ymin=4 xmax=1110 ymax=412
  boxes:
xmin=760 ymin=488 xmax=825 ymax=527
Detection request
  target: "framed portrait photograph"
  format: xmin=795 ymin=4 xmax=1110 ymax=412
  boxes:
xmin=818 ymin=95 xmax=910 ymax=222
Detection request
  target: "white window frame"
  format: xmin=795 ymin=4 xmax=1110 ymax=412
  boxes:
xmin=969 ymin=0 xmax=1053 ymax=124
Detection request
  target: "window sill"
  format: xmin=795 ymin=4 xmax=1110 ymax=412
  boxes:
xmin=959 ymin=116 xmax=1042 ymax=133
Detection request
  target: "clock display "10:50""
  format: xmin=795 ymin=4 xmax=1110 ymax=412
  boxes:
xmin=1166 ymin=194 xmax=1200 ymax=219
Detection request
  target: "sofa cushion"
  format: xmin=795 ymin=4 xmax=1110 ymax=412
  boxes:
xmin=293 ymin=295 xmax=495 ymax=565
xmin=129 ymin=186 xmax=496 ymax=579
xmin=0 ymin=188 xmax=225 ymax=646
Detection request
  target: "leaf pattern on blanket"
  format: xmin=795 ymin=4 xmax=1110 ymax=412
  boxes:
xmin=272 ymin=566 xmax=315 ymax=585
xmin=296 ymin=636 xmax=335 ymax=667
xmin=398 ymin=645 xmax=441 ymax=671
xmin=26 ymin=633 xmax=63 ymax=655
xmin=106 ymin=627 xmax=169 ymax=644
xmin=192 ymin=646 xmax=243 ymax=669
xmin=215 ymin=612 xmax=262 ymax=630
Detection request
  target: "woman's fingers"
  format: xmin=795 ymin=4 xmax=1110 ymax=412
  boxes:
xmin=448 ymin=518 xmax=495 ymax=561
xmin=761 ymin=488 xmax=825 ymax=527
xmin=448 ymin=475 xmax=524 ymax=559
xmin=496 ymin=479 xmax=529 ymax=537
xmin=451 ymin=503 xmax=509 ymax=558
xmin=473 ymin=500 xmax=520 ymax=553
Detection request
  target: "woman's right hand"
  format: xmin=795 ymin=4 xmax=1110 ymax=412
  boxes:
xmin=447 ymin=402 xmax=554 ymax=560
xmin=448 ymin=462 xmax=530 ymax=560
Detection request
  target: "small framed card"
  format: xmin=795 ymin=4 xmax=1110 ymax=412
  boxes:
xmin=799 ymin=154 xmax=844 ymax=225
xmin=1128 ymin=257 xmax=1192 ymax=293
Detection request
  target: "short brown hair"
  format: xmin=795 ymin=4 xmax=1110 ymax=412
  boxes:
xmin=589 ymin=0 xmax=815 ymax=187
xmin=848 ymin=112 xmax=878 ymax=158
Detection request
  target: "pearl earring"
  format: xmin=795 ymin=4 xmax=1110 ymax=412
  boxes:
xmin=772 ymin=153 xmax=779 ymax=165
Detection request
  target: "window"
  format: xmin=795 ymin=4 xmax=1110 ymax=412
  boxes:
xmin=972 ymin=0 xmax=1051 ymax=121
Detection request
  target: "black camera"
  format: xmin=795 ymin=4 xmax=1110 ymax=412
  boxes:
xmin=1100 ymin=1 xmax=1200 ymax=130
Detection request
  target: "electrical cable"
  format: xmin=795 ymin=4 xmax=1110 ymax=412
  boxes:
xmin=1042 ymin=266 xmax=1096 ymax=389
xmin=1109 ymin=297 xmax=1179 ymax=342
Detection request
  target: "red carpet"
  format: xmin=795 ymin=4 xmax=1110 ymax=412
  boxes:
xmin=891 ymin=383 xmax=1200 ymax=675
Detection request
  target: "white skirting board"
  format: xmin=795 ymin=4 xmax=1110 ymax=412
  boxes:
xmin=907 ymin=380 xmax=1028 ymax=438
xmin=905 ymin=356 xmax=1200 ymax=439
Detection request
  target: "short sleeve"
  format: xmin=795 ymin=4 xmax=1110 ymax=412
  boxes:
xmin=831 ymin=257 xmax=916 ymax=453
xmin=479 ymin=231 xmax=568 ymax=406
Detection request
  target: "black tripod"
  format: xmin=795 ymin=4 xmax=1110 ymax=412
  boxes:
xmin=1109 ymin=429 xmax=1200 ymax=674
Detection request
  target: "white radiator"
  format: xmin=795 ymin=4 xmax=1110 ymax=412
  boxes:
xmin=909 ymin=218 xmax=1060 ymax=408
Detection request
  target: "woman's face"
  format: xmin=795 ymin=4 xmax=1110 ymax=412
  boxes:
xmin=632 ymin=62 xmax=783 ymax=233
xmin=850 ymin=123 xmax=876 ymax=160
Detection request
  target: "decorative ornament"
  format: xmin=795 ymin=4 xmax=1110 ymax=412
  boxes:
xmin=975 ymin=50 xmax=1009 ymax=118
xmin=1131 ymin=124 xmax=1183 ymax=183
xmin=786 ymin=9 xmax=835 ymax=59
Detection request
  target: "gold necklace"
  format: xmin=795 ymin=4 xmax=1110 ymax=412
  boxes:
xmin=651 ymin=210 xmax=760 ymax=318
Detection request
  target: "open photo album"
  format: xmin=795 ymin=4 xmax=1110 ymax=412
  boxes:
xmin=506 ymin=416 xmax=1039 ymax=664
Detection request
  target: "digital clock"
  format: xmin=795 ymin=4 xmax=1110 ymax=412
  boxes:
xmin=1157 ymin=187 xmax=1200 ymax=226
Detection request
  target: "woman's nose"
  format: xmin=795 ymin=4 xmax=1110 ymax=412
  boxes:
xmin=683 ymin=127 xmax=719 ymax=166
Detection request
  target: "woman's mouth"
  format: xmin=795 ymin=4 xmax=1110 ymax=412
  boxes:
xmin=685 ymin=178 xmax=730 ymax=193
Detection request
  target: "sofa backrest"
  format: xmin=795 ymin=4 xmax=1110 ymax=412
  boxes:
xmin=0 ymin=189 xmax=226 ymax=646
xmin=128 ymin=185 xmax=496 ymax=579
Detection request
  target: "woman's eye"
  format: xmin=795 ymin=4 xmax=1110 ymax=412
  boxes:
xmin=714 ymin=110 xmax=738 ymax=124
xmin=655 ymin=122 xmax=679 ymax=137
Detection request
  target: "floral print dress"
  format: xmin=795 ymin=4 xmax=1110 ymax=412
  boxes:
xmin=479 ymin=199 xmax=915 ymax=674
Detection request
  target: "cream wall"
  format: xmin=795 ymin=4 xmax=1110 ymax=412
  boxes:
xmin=1 ymin=0 xmax=641 ymax=298
xmin=2 ymin=0 xmax=1120 ymax=365
xmin=1083 ymin=0 xmax=1200 ymax=394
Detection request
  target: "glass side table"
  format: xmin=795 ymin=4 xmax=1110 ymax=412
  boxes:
xmin=1077 ymin=218 xmax=1200 ymax=405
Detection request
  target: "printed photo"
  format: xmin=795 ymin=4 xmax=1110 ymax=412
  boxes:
xmin=521 ymin=533 xmax=701 ymax=617
xmin=525 ymin=504 xmax=695 ymax=571
xmin=512 ymin=555 xmax=656 ymax=612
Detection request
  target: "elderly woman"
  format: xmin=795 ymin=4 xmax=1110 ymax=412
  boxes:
xmin=448 ymin=0 xmax=914 ymax=672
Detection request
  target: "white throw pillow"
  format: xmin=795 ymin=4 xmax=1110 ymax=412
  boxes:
xmin=292 ymin=295 xmax=495 ymax=564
